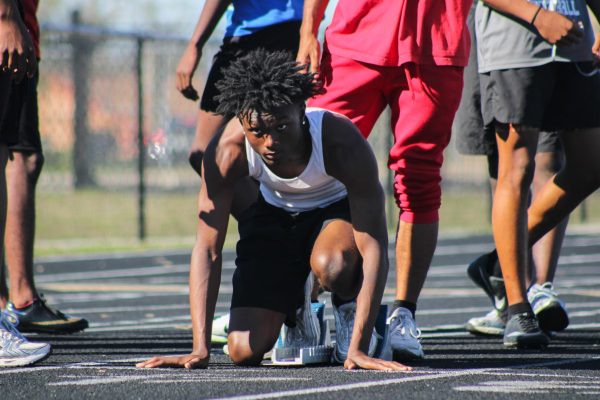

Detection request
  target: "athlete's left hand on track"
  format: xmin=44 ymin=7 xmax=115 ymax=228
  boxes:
xmin=136 ymin=354 xmax=209 ymax=369
xmin=343 ymin=352 xmax=412 ymax=372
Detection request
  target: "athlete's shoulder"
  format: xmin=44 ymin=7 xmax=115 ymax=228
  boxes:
xmin=204 ymin=119 xmax=248 ymax=183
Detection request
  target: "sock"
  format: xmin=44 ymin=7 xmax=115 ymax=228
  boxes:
xmin=392 ymin=300 xmax=416 ymax=318
xmin=507 ymin=302 xmax=533 ymax=319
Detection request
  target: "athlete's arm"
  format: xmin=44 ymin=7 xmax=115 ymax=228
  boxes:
xmin=586 ymin=1 xmax=600 ymax=62
xmin=0 ymin=0 xmax=36 ymax=82
xmin=176 ymin=0 xmax=231 ymax=100
xmin=297 ymin=0 xmax=329 ymax=74
xmin=137 ymin=122 xmax=247 ymax=369
xmin=322 ymin=113 xmax=410 ymax=372
xmin=483 ymin=0 xmax=583 ymax=45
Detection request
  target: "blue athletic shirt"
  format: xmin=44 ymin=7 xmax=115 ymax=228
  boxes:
xmin=224 ymin=0 xmax=303 ymax=38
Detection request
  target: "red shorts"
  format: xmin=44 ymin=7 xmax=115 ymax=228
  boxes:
xmin=309 ymin=48 xmax=464 ymax=223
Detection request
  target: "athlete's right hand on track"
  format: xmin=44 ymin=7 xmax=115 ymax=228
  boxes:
xmin=0 ymin=7 xmax=37 ymax=83
xmin=532 ymin=9 xmax=583 ymax=46
xmin=136 ymin=353 xmax=209 ymax=369
xmin=296 ymin=32 xmax=321 ymax=75
xmin=344 ymin=351 xmax=412 ymax=372
xmin=176 ymin=43 xmax=201 ymax=101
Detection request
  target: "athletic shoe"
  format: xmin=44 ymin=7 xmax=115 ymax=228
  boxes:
xmin=331 ymin=300 xmax=378 ymax=363
xmin=211 ymin=313 xmax=229 ymax=344
xmin=465 ymin=308 xmax=506 ymax=336
xmin=0 ymin=312 xmax=51 ymax=367
xmin=527 ymin=282 xmax=569 ymax=333
xmin=387 ymin=307 xmax=424 ymax=360
xmin=467 ymin=250 xmax=507 ymax=311
xmin=6 ymin=296 xmax=88 ymax=334
xmin=503 ymin=312 xmax=549 ymax=348
xmin=276 ymin=274 xmax=320 ymax=350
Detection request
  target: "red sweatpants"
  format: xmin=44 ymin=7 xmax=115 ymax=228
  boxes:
xmin=308 ymin=49 xmax=464 ymax=223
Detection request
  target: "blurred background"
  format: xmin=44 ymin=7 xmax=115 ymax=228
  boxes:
xmin=33 ymin=1 xmax=600 ymax=256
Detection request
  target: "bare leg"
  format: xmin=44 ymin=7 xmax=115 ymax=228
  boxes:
xmin=3 ymin=151 xmax=43 ymax=308
xmin=529 ymin=151 xmax=568 ymax=284
xmin=0 ymin=146 xmax=8 ymax=306
xmin=394 ymin=221 xmax=438 ymax=303
xmin=227 ymin=307 xmax=285 ymax=366
xmin=493 ymin=124 xmax=539 ymax=306
xmin=188 ymin=110 xmax=228 ymax=175
xmin=528 ymin=128 xmax=600 ymax=247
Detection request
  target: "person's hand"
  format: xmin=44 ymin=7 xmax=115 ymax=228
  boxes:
xmin=296 ymin=33 xmax=321 ymax=75
xmin=343 ymin=351 xmax=412 ymax=372
xmin=592 ymin=33 xmax=600 ymax=68
xmin=136 ymin=353 xmax=209 ymax=369
xmin=0 ymin=11 xmax=37 ymax=82
xmin=175 ymin=43 xmax=201 ymax=101
xmin=532 ymin=9 xmax=583 ymax=46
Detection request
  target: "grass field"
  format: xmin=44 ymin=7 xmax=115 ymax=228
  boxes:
xmin=34 ymin=188 xmax=600 ymax=257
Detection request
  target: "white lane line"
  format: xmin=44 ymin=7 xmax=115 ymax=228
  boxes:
xmin=31 ymin=248 xmax=600 ymax=284
xmin=207 ymin=357 xmax=600 ymax=400
xmin=34 ymin=264 xmax=191 ymax=283
xmin=49 ymin=376 xmax=310 ymax=386
xmin=455 ymin=380 xmax=600 ymax=394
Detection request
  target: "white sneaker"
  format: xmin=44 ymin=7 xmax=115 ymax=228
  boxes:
xmin=276 ymin=274 xmax=320 ymax=349
xmin=0 ymin=312 xmax=51 ymax=367
xmin=465 ymin=309 xmax=506 ymax=336
xmin=387 ymin=307 xmax=424 ymax=360
xmin=527 ymin=282 xmax=569 ymax=332
xmin=211 ymin=313 xmax=229 ymax=344
xmin=331 ymin=300 xmax=378 ymax=363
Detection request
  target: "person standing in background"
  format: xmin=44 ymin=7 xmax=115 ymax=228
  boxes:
xmin=0 ymin=0 xmax=89 ymax=334
xmin=297 ymin=0 xmax=472 ymax=361
xmin=0 ymin=0 xmax=50 ymax=367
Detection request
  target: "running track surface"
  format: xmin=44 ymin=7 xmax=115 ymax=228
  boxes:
xmin=3 ymin=232 xmax=600 ymax=399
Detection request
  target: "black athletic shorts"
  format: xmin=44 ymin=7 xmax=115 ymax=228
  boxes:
xmin=0 ymin=75 xmax=28 ymax=146
xmin=231 ymin=194 xmax=351 ymax=327
xmin=200 ymin=20 xmax=301 ymax=112
xmin=480 ymin=62 xmax=600 ymax=132
xmin=453 ymin=1 xmax=561 ymax=156
xmin=9 ymin=71 xmax=42 ymax=153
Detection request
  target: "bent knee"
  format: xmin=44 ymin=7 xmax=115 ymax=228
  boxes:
xmin=227 ymin=334 xmax=265 ymax=366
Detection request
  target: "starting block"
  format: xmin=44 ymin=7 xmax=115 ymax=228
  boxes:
xmin=271 ymin=303 xmax=392 ymax=365
xmin=271 ymin=302 xmax=333 ymax=365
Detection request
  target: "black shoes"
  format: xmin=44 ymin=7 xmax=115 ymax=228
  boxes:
xmin=6 ymin=297 xmax=88 ymax=334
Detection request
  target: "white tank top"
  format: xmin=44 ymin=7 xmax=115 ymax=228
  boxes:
xmin=245 ymin=107 xmax=347 ymax=212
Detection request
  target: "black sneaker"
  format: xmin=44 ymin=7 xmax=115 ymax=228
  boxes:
xmin=503 ymin=312 xmax=549 ymax=348
xmin=467 ymin=250 xmax=507 ymax=311
xmin=6 ymin=297 xmax=88 ymax=334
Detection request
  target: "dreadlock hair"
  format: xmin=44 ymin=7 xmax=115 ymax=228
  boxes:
xmin=214 ymin=48 xmax=323 ymax=120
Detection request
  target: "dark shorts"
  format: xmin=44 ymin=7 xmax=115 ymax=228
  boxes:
xmin=480 ymin=62 xmax=600 ymax=132
xmin=231 ymin=194 xmax=351 ymax=326
xmin=10 ymin=71 xmax=42 ymax=153
xmin=0 ymin=75 xmax=28 ymax=146
xmin=200 ymin=20 xmax=301 ymax=112
xmin=453 ymin=1 xmax=562 ymax=156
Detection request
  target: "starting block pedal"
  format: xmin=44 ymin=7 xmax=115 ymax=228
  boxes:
xmin=271 ymin=302 xmax=333 ymax=366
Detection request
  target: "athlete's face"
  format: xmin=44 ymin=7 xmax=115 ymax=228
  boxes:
xmin=240 ymin=103 xmax=306 ymax=167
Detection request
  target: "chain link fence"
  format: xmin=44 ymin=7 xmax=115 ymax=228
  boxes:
xmin=35 ymin=20 xmax=595 ymax=246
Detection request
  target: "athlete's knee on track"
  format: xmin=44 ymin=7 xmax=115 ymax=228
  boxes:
xmin=227 ymin=333 xmax=266 ymax=366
